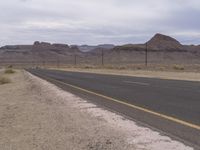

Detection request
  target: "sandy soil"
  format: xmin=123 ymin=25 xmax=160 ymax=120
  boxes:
xmin=0 ymin=70 xmax=194 ymax=150
xmin=52 ymin=67 xmax=200 ymax=82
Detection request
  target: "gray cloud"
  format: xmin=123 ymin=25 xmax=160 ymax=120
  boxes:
xmin=0 ymin=0 xmax=200 ymax=46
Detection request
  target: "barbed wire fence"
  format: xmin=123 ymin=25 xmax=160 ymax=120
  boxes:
xmin=0 ymin=49 xmax=200 ymax=70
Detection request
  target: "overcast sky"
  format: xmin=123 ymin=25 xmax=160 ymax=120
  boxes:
xmin=0 ymin=0 xmax=200 ymax=46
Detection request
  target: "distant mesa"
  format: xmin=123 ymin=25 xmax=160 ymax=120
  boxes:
xmin=147 ymin=33 xmax=182 ymax=51
xmin=32 ymin=41 xmax=71 ymax=52
xmin=32 ymin=41 xmax=51 ymax=50
xmin=33 ymin=41 xmax=69 ymax=48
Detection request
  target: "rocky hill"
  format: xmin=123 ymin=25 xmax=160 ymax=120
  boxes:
xmin=147 ymin=33 xmax=183 ymax=51
xmin=112 ymin=33 xmax=199 ymax=53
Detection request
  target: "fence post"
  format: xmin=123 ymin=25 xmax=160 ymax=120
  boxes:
xmin=43 ymin=60 xmax=45 ymax=68
xmin=74 ymin=54 xmax=77 ymax=66
xmin=145 ymin=42 xmax=148 ymax=67
xmin=57 ymin=58 xmax=60 ymax=68
xmin=101 ymin=49 xmax=104 ymax=66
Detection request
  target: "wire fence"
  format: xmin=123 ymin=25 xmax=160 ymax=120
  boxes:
xmin=0 ymin=51 xmax=200 ymax=70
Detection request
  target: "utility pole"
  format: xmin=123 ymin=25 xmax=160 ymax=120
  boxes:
xmin=145 ymin=42 xmax=148 ymax=67
xmin=43 ymin=60 xmax=45 ymax=68
xmin=31 ymin=61 xmax=34 ymax=68
xmin=57 ymin=58 xmax=60 ymax=68
xmin=101 ymin=49 xmax=104 ymax=66
xmin=74 ymin=54 xmax=77 ymax=66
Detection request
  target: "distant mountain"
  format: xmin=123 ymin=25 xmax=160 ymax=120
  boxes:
xmin=77 ymin=45 xmax=97 ymax=52
xmin=0 ymin=33 xmax=199 ymax=65
xmin=0 ymin=45 xmax=32 ymax=50
xmin=78 ymin=44 xmax=115 ymax=52
xmin=98 ymin=44 xmax=115 ymax=49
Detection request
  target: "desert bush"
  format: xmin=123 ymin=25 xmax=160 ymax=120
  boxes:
xmin=4 ymin=69 xmax=15 ymax=74
xmin=118 ymin=66 xmax=126 ymax=70
xmin=0 ymin=77 xmax=11 ymax=85
xmin=104 ymin=65 xmax=116 ymax=69
xmin=173 ymin=65 xmax=184 ymax=70
xmin=7 ymin=65 xmax=13 ymax=68
xmin=136 ymin=66 xmax=142 ymax=70
xmin=83 ymin=65 xmax=95 ymax=69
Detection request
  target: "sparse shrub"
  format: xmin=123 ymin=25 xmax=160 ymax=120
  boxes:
xmin=136 ymin=66 xmax=142 ymax=70
xmin=0 ymin=77 xmax=11 ymax=85
xmin=7 ymin=65 xmax=13 ymax=68
xmin=118 ymin=66 xmax=126 ymax=70
xmin=84 ymin=66 xmax=90 ymax=69
xmin=4 ymin=69 xmax=15 ymax=74
xmin=84 ymin=65 xmax=93 ymax=69
xmin=173 ymin=65 xmax=184 ymax=70
xmin=159 ymin=67 xmax=165 ymax=71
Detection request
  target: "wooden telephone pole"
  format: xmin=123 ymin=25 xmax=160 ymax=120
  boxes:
xmin=145 ymin=42 xmax=148 ymax=67
xmin=74 ymin=54 xmax=77 ymax=66
xmin=101 ymin=49 xmax=104 ymax=66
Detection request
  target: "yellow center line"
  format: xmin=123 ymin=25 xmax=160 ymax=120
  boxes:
xmin=40 ymin=73 xmax=200 ymax=131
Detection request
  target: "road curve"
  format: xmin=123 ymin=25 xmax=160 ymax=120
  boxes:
xmin=27 ymin=69 xmax=200 ymax=149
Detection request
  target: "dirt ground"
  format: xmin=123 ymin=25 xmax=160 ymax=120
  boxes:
xmin=0 ymin=70 xmax=194 ymax=150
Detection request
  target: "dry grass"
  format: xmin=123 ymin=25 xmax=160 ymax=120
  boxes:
xmin=0 ymin=76 xmax=11 ymax=85
xmin=4 ymin=68 xmax=15 ymax=74
xmin=173 ymin=65 xmax=184 ymax=71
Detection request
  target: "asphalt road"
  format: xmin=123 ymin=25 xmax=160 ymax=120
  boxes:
xmin=27 ymin=69 xmax=200 ymax=149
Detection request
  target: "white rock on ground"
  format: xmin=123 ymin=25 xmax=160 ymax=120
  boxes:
xmin=0 ymin=70 xmax=194 ymax=150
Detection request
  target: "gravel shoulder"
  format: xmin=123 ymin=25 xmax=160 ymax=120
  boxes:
xmin=0 ymin=70 xmax=194 ymax=150
xmin=52 ymin=68 xmax=200 ymax=82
